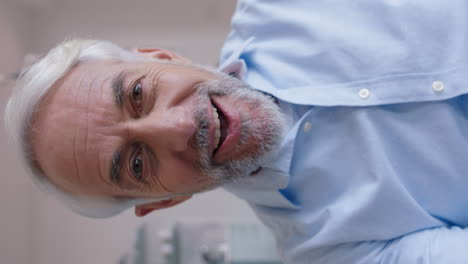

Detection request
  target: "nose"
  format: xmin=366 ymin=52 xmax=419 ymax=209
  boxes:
xmin=130 ymin=109 xmax=196 ymax=153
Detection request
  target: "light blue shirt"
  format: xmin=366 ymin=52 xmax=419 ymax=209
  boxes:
xmin=219 ymin=1 xmax=468 ymax=263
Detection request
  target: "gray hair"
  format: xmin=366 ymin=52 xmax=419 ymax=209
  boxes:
xmin=4 ymin=39 xmax=168 ymax=218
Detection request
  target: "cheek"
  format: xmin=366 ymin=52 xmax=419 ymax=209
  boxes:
xmin=157 ymin=160 xmax=208 ymax=192
xmin=158 ymin=71 xmax=207 ymax=98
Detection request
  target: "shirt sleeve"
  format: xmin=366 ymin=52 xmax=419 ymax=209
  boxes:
xmin=290 ymin=226 xmax=468 ymax=264
xmin=380 ymin=226 xmax=468 ymax=263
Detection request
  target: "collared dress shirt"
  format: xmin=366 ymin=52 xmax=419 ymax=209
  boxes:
xmin=219 ymin=1 xmax=468 ymax=263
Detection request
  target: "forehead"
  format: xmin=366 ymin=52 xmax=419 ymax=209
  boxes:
xmin=58 ymin=60 xmax=126 ymax=97
xmin=31 ymin=60 xmax=135 ymax=197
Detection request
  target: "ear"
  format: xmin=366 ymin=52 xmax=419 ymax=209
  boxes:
xmin=134 ymin=195 xmax=192 ymax=217
xmin=133 ymin=48 xmax=192 ymax=64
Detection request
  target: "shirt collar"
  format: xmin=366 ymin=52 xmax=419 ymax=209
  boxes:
xmin=220 ymin=59 xmax=247 ymax=79
xmin=218 ymin=37 xmax=255 ymax=79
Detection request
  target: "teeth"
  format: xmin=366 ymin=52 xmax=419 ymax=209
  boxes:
xmin=213 ymin=106 xmax=221 ymax=150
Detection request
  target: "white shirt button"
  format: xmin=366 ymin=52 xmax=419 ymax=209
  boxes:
xmin=358 ymin=88 xmax=370 ymax=99
xmin=432 ymin=81 xmax=445 ymax=93
xmin=303 ymin=121 xmax=312 ymax=133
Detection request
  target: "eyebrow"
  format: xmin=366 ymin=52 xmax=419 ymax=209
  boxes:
xmin=110 ymin=150 xmax=123 ymax=186
xmin=109 ymin=71 xmax=127 ymax=186
xmin=112 ymin=71 xmax=126 ymax=107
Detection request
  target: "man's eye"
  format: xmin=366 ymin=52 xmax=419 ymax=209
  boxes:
xmin=131 ymin=82 xmax=143 ymax=113
xmin=131 ymin=153 xmax=144 ymax=181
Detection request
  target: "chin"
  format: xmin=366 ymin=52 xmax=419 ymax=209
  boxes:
xmin=190 ymin=70 xmax=287 ymax=184
xmin=212 ymin=115 xmax=285 ymax=183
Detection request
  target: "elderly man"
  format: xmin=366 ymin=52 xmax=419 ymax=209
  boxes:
xmin=5 ymin=0 xmax=468 ymax=263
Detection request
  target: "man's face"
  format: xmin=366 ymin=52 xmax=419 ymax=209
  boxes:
xmin=31 ymin=55 xmax=284 ymax=203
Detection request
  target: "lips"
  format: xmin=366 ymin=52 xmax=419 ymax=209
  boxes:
xmin=210 ymin=97 xmax=241 ymax=162
xmin=212 ymin=103 xmax=228 ymax=155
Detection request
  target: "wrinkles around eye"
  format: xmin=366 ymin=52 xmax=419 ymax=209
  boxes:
xmin=130 ymin=145 xmax=172 ymax=193
xmin=148 ymin=172 xmax=172 ymax=193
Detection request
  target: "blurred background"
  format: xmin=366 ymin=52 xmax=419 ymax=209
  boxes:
xmin=0 ymin=1 xmax=280 ymax=263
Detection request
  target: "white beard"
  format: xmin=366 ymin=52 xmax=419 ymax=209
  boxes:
xmin=188 ymin=67 xmax=286 ymax=187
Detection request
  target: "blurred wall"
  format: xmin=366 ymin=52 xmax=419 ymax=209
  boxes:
xmin=0 ymin=1 xmax=262 ymax=264
xmin=0 ymin=2 xmax=33 ymax=264
xmin=27 ymin=0 xmax=236 ymax=65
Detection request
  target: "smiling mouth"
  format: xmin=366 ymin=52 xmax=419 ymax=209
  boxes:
xmin=211 ymin=102 xmax=228 ymax=156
